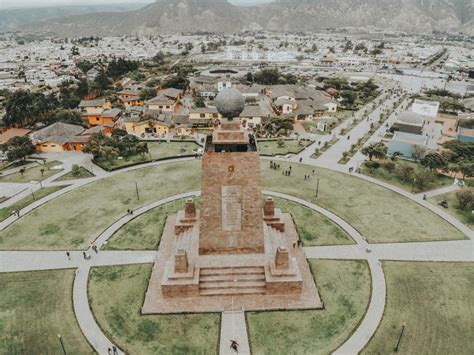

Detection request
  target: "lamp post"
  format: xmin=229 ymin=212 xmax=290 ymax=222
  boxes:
xmin=135 ymin=181 xmax=140 ymax=201
xmin=411 ymin=178 xmax=417 ymax=193
xmin=315 ymin=178 xmax=320 ymax=198
xmin=58 ymin=334 xmax=66 ymax=355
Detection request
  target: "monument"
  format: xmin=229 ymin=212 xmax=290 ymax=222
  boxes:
xmin=143 ymin=88 xmax=322 ymax=313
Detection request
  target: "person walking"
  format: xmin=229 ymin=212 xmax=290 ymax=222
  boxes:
xmin=66 ymin=252 xmax=71 ymax=260
xmin=230 ymin=340 xmax=239 ymax=352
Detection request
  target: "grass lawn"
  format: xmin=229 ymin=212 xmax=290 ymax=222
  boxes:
xmin=0 ymin=161 xmax=63 ymax=183
xmin=247 ymin=259 xmax=371 ymax=355
xmin=360 ymin=160 xmax=455 ymax=193
xmin=272 ymin=197 xmax=354 ymax=246
xmin=88 ymin=264 xmax=220 ymax=354
xmin=258 ymin=140 xmax=312 ymax=156
xmin=0 ymin=160 xmax=201 ymax=250
xmin=429 ymin=191 xmax=473 ymax=228
xmin=0 ymin=186 xmax=65 ymax=222
xmin=55 ymin=166 xmax=94 ymax=181
xmin=95 ymin=141 xmax=200 ymax=170
xmin=0 ymin=269 xmax=93 ymax=354
xmin=261 ymin=162 xmax=466 ymax=243
xmin=363 ymin=262 xmax=474 ymax=355
xmin=0 ymin=160 xmax=36 ymax=172
xmin=104 ymin=199 xmax=201 ymax=251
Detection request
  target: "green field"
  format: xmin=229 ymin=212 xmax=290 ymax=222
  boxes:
xmin=0 ymin=160 xmax=201 ymax=250
xmin=429 ymin=191 xmax=473 ymax=228
xmin=258 ymin=140 xmax=312 ymax=156
xmin=88 ymin=264 xmax=220 ymax=354
xmin=55 ymin=166 xmax=94 ymax=181
xmin=360 ymin=160 xmax=455 ymax=193
xmin=0 ymin=269 xmax=93 ymax=354
xmin=0 ymin=186 xmax=65 ymax=222
xmin=95 ymin=141 xmax=200 ymax=170
xmin=261 ymin=162 xmax=466 ymax=243
xmin=104 ymin=199 xmax=201 ymax=250
xmin=272 ymin=197 xmax=354 ymax=246
xmin=363 ymin=262 xmax=474 ymax=355
xmin=247 ymin=259 xmax=371 ymax=354
xmin=0 ymin=161 xmax=63 ymax=183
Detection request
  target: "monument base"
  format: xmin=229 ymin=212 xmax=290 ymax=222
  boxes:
xmin=142 ymin=206 xmax=322 ymax=314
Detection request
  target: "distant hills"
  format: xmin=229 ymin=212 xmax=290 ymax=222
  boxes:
xmin=0 ymin=3 xmax=150 ymax=32
xmin=12 ymin=0 xmax=474 ymax=36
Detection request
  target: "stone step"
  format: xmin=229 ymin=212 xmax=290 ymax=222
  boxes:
xmin=200 ymin=274 xmax=265 ymax=282
xmin=200 ymin=280 xmax=266 ymax=290
xmin=200 ymin=287 xmax=266 ymax=296
xmin=200 ymin=267 xmax=264 ymax=277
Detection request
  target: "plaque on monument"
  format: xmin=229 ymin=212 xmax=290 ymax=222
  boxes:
xmin=221 ymin=186 xmax=242 ymax=231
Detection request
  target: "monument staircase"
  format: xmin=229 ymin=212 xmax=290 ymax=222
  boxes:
xmin=199 ymin=266 xmax=266 ymax=296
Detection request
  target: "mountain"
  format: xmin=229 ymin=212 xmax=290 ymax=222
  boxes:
xmin=0 ymin=3 xmax=150 ymax=33
xmin=19 ymin=0 xmax=474 ymax=36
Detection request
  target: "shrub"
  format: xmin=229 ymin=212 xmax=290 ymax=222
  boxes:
xmin=456 ymin=189 xmax=474 ymax=211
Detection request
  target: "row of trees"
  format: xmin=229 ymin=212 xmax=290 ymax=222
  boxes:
xmin=83 ymin=130 xmax=148 ymax=163
xmin=248 ymin=68 xmax=298 ymax=86
xmin=3 ymin=82 xmax=86 ymax=128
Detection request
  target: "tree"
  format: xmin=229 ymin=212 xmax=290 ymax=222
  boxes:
xmin=75 ymin=79 xmax=89 ymax=99
xmin=398 ymin=165 xmax=415 ymax=183
xmin=71 ymin=164 xmax=81 ymax=176
xmin=361 ymin=142 xmax=387 ymax=161
xmin=153 ymin=51 xmax=165 ymax=65
xmin=1 ymin=136 xmax=36 ymax=162
xmin=246 ymin=72 xmax=254 ymax=83
xmin=365 ymin=160 xmax=380 ymax=172
xmin=102 ymin=146 xmax=119 ymax=163
xmin=162 ymin=75 xmax=189 ymax=90
xmin=456 ymin=189 xmax=474 ymax=211
xmin=44 ymin=109 xmax=85 ymax=126
xmin=383 ymin=161 xmax=396 ymax=174
xmin=194 ymin=96 xmax=206 ymax=108
xmin=93 ymin=70 xmax=111 ymax=92
xmin=412 ymin=145 xmax=428 ymax=162
xmin=140 ymin=87 xmax=156 ymax=101
xmin=76 ymin=60 xmax=94 ymax=74
xmin=420 ymin=151 xmax=447 ymax=171
xmin=414 ymin=169 xmax=435 ymax=190
xmin=136 ymin=142 xmax=149 ymax=157
xmin=458 ymin=161 xmax=474 ymax=180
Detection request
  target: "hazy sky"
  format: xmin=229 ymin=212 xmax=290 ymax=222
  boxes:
xmin=0 ymin=0 xmax=274 ymax=10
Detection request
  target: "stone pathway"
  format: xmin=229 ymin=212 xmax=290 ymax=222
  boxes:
xmin=220 ymin=311 xmax=251 ymax=355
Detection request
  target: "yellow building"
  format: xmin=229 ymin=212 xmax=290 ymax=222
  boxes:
xmin=124 ymin=117 xmax=171 ymax=137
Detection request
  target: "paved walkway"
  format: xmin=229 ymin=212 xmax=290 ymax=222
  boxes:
xmin=220 ymin=311 xmax=251 ymax=355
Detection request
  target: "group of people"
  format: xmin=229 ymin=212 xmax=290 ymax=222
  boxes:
xmin=269 ymin=161 xmax=281 ymax=170
xmin=107 ymin=346 xmax=118 ymax=354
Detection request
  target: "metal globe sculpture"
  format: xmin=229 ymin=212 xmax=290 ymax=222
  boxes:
xmin=215 ymin=88 xmax=245 ymax=120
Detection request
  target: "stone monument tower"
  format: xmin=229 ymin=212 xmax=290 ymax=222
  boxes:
xmin=199 ymin=88 xmax=264 ymax=255
xmin=143 ymin=88 xmax=321 ymax=314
